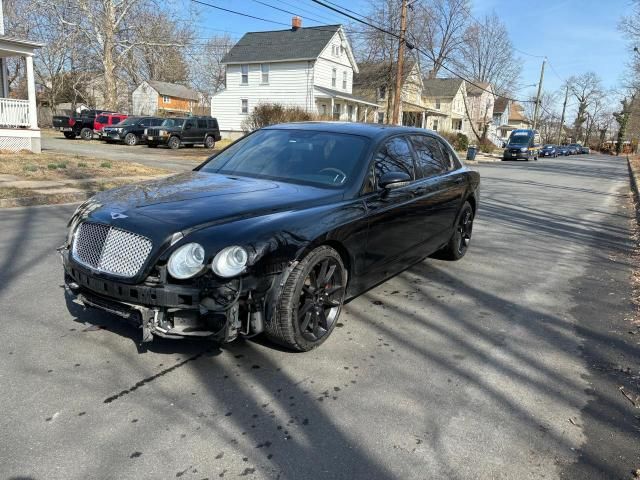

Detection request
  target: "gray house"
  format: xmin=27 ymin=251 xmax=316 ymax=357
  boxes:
xmin=131 ymin=80 xmax=199 ymax=116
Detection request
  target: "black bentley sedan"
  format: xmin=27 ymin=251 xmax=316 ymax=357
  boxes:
xmin=61 ymin=123 xmax=480 ymax=351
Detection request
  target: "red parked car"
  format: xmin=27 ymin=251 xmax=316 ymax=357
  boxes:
xmin=53 ymin=110 xmax=127 ymax=140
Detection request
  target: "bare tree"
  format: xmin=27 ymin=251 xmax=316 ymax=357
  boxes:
xmin=188 ymin=35 xmax=235 ymax=106
xmin=456 ymin=12 xmax=521 ymax=95
xmin=413 ymin=0 xmax=470 ymax=78
xmin=567 ymin=72 xmax=603 ymax=142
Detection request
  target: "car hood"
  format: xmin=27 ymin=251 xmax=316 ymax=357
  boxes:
xmin=86 ymin=171 xmax=342 ymax=231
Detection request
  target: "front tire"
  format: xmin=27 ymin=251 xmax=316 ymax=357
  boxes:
xmin=124 ymin=133 xmax=138 ymax=146
xmin=80 ymin=127 xmax=93 ymax=141
xmin=266 ymin=246 xmax=347 ymax=352
xmin=168 ymin=136 xmax=181 ymax=149
xmin=437 ymin=201 xmax=474 ymax=261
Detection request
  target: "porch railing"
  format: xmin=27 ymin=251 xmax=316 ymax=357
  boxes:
xmin=0 ymin=98 xmax=30 ymax=128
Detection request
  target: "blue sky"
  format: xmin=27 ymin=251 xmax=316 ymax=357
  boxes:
xmin=189 ymin=0 xmax=631 ymax=111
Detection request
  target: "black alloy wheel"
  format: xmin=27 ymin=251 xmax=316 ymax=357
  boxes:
xmin=456 ymin=206 xmax=474 ymax=256
xmin=297 ymin=257 xmax=344 ymax=342
xmin=266 ymin=246 xmax=347 ymax=351
xmin=435 ymin=201 xmax=474 ymax=261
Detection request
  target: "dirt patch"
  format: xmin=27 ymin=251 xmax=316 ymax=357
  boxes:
xmin=0 ymin=150 xmax=167 ymax=181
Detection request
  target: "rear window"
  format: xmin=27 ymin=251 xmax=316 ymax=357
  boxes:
xmin=197 ymin=119 xmax=207 ymax=129
xmin=207 ymin=119 xmax=218 ymax=129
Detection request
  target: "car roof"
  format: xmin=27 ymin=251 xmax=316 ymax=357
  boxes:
xmin=263 ymin=121 xmax=439 ymax=140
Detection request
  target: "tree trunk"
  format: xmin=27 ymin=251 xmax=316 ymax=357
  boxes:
xmin=102 ymin=1 xmax=118 ymax=110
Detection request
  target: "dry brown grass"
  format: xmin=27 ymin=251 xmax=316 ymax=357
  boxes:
xmin=0 ymin=151 xmax=168 ymax=181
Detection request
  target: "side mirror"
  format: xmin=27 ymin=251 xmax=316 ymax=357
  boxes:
xmin=379 ymin=171 xmax=411 ymax=190
xmin=501 ymin=142 xmax=506 ymax=148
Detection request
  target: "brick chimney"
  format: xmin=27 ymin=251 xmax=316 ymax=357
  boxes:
xmin=292 ymin=16 xmax=302 ymax=31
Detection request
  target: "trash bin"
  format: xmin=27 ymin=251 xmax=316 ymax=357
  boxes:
xmin=466 ymin=146 xmax=478 ymax=161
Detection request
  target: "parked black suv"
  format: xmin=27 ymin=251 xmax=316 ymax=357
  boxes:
xmin=101 ymin=117 xmax=164 ymax=146
xmin=146 ymin=116 xmax=221 ymax=149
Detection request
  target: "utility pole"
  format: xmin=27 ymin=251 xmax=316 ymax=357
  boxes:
xmin=557 ymin=85 xmax=569 ymax=145
xmin=392 ymin=0 xmax=408 ymax=125
xmin=532 ymin=58 xmax=546 ymax=131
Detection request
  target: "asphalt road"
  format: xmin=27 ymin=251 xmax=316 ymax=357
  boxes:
xmin=1 ymin=154 xmax=639 ymax=480
xmin=42 ymin=134 xmax=207 ymax=172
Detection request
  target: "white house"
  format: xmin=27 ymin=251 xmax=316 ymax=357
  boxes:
xmin=211 ymin=18 xmax=378 ymax=138
xmin=422 ymin=78 xmax=468 ymax=134
xmin=464 ymin=82 xmax=499 ymax=144
xmin=0 ymin=2 xmax=43 ymax=152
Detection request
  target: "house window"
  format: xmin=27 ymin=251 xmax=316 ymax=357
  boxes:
xmin=241 ymin=64 xmax=248 ymax=85
xmin=241 ymin=99 xmax=248 ymax=114
xmin=433 ymin=119 xmax=439 ymax=131
xmin=332 ymin=68 xmax=337 ymax=88
xmin=347 ymin=105 xmax=354 ymax=121
xmin=261 ymin=63 xmax=269 ymax=84
xmin=377 ymin=86 xmax=386 ymax=101
xmin=163 ymin=95 xmax=170 ymax=104
xmin=377 ymin=112 xmax=384 ymax=124
xmin=333 ymin=103 xmax=341 ymax=120
xmin=342 ymin=71 xmax=347 ymax=90
xmin=435 ymin=99 xmax=440 ymax=110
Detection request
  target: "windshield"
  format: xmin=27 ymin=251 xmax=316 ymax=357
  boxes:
xmin=200 ymin=129 xmax=370 ymax=188
xmin=161 ymin=118 xmax=184 ymax=127
xmin=507 ymin=131 xmax=532 ymax=147
xmin=118 ymin=118 xmax=139 ymax=126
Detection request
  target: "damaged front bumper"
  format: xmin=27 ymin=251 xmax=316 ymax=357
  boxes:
xmin=60 ymin=247 xmax=269 ymax=343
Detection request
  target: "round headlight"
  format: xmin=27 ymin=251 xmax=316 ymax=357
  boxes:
xmin=212 ymin=246 xmax=248 ymax=278
xmin=167 ymin=242 xmax=205 ymax=279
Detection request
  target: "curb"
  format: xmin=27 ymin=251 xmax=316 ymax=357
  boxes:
xmin=0 ymin=190 xmax=93 ymax=209
xmin=628 ymin=156 xmax=639 ymax=201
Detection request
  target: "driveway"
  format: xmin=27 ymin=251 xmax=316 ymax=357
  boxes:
xmin=42 ymin=133 xmax=209 ymax=172
xmin=0 ymin=154 xmax=638 ymax=479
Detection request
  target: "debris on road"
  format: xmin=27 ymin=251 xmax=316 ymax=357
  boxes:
xmin=619 ymin=386 xmax=640 ymax=407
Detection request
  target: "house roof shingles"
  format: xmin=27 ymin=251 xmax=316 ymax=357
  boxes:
xmin=222 ymin=25 xmax=341 ymax=64
xmin=353 ymin=60 xmax=416 ymax=87
xmin=148 ymin=81 xmax=199 ymax=101
xmin=466 ymin=82 xmax=491 ymax=97
xmin=493 ymin=97 xmax=509 ymax=114
xmin=422 ymin=78 xmax=464 ymax=98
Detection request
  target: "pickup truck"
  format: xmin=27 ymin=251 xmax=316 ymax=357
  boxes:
xmin=52 ymin=110 xmax=127 ymax=140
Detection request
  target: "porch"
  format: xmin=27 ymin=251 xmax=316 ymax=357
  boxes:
xmin=314 ymin=86 xmax=379 ymax=123
xmin=0 ymin=34 xmax=43 ymax=152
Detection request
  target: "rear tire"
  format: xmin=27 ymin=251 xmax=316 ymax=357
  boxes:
xmin=436 ymin=201 xmax=474 ymax=261
xmin=265 ymin=246 xmax=347 ymax=352
xmin=63 ymin=132 xmax=76 ymax=139
xmin=205 ymin=135 xmax=216 ymax=149
xmin=80 ymin=128 xmax=93 ymax=141
xmin=168 ymin=136 xmax=181 ymax=149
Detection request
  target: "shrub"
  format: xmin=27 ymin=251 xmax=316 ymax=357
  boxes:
xmin=478 ymin=139 xmax=495 ymax=154
xmin=23 ymin=165 xmax=38 ymax=172
xmin=47 ymin=163 xmax=58 ymax=170
xmin=241 ymin=103 xmax=315 ymax=132
xmin=77 ymin=162 xmax=88 ymax=168
xmin=441 ymin=132 xmax=469 ymax=152
xmin=100 ymin=161 xmax=112 ymax=168
xmin=57 ymin=162 xmax=67 ymax=169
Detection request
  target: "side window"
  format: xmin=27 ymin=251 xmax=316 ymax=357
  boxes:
xmin=185 ymin=120 xmax=194 ymax=129
xmin=374 ymin=136 xmax=415 ymax=186
xmin=197 ymin=119 xmax=207 ymax=129
xmin=410 ymin=135 xmax=448 ymax=178
xmin=436 ymin=138 xmax=459 ymax=170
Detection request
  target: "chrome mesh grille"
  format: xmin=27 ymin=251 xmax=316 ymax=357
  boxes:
xmin=72 ymin=222 xmax=152 ymax=278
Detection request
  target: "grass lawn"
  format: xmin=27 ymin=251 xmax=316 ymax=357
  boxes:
xmin=0 ymin=151 xmax=168 ymax=181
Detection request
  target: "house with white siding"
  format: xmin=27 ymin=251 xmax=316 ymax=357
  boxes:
xmin=422 ymin=78 xmax=468 ymax=134
xmin=211 ymin=18 xmax=378 ymax=138
xmin=464 ymin=82 xmax=499 ymax=144
xmin=132 ymin=80 xmax=199 ymax=116
xmin=0 ymin=2 xmax=43 ymax=152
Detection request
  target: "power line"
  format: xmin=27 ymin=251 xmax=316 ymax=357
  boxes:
xmin=311 ymin=0 xmax=535 ymax=104
xmin=190 ymin=0 xmax=291 ymax=27
xmin=250 ymin=0 xmax=326 ymax=24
